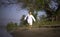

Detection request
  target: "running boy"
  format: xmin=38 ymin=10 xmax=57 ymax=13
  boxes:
xmin=24 ymin=11 xmax=36 ymax=30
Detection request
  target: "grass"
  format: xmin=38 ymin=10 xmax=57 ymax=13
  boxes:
xmin=32 ymin=21 xmax=60 ymax=28
xmin=6 ymin=21 xmax=60 ymax=32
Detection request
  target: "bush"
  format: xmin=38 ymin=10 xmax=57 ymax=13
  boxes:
xmin=6 ymin=22 xmax=18 ymax=31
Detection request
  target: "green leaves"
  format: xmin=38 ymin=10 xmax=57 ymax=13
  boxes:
xmin=17 ymin=0 xmax=60 ymax=21
xmin=20 ymin=15 xmax=28 ymax=27
xmin=6 ymin=22 xmax=18 ymax=31
xmin=17 ymin=0 xmax=46 ymax=11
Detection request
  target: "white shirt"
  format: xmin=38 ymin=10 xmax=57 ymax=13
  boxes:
xmin=24 ymin=14 xmax=36 ymax=25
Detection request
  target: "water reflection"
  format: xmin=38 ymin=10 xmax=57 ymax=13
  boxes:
xmin=0 ymin=27 xmax=13 ymax=37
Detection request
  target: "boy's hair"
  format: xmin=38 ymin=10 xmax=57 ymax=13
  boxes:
xmin=29 ymin=11 xmax=32 ymax=14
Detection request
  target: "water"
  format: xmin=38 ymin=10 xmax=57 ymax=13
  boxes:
xmin=0 ymin=2 xmax=28 ymax=37
xmin=0 ymin=27 xmax=13 ymax=37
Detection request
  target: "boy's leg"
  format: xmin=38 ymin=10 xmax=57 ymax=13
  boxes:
xmin=29 ymin=25 xmax=32 ymax=30
xmin=28 ymin=23 xmax=32 ymax=30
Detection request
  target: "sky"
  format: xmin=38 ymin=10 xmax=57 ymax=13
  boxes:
xmin=49 ymin=0 xmax=58 ymax=11
xmin=0 ymin=0 xmax=58 ymax=26
xmin=0 ymin=3 xmax=28 ymax=25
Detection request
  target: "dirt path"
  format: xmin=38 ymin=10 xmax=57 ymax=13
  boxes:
xmin=11 ymin=28 xmax=60 ymax=37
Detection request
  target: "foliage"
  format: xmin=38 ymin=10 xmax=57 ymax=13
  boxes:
xmin=19 ymin=15 xmax=28 ymax=27
xmin=17 ymin=0 xmax=47 ymax=10
xmin=17 ymin=0 xmax=60 ymax=21
xmin=33 ymin=19 xmax=60 ymax=28
xmin=18 ymin=0 xmax=60 ymax=27
xmin=6 ymin=22 xmax=18 ymax=31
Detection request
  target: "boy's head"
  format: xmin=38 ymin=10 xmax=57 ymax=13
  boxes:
xmin=29 ymin=11 xmax=32 ymax=15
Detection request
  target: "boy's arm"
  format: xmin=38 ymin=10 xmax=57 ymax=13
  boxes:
xmin=32 ymin=15 xmax=36 ymax=22
xmin=24 ymin=15 xmax=27 ymax=20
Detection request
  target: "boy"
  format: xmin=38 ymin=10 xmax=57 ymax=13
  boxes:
xmin=24 ymin=11 xmax=36 ymax=30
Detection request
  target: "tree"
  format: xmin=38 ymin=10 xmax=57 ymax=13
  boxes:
xmin=17 ymin=0 xmax=49 ymax=20
xmin=20 ymin=15 xmax=28 ymax=27
xmin=17 ymin=0 xmax=60 ymax=23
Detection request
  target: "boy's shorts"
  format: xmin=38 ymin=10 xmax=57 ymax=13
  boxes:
xmin=28 ymin=22 xmax=32 ymax=25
